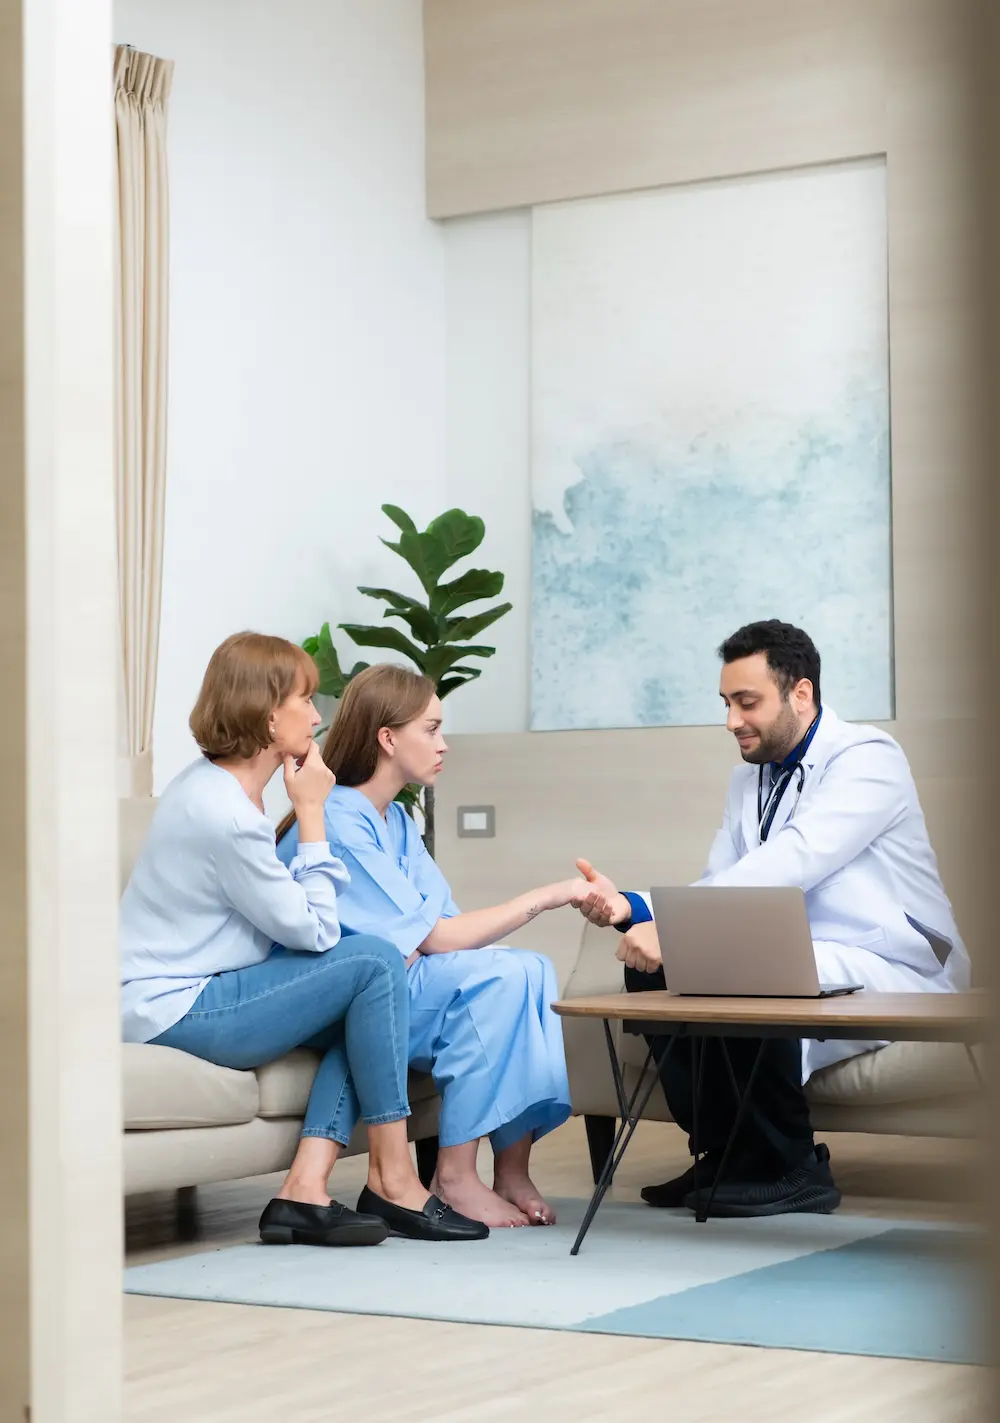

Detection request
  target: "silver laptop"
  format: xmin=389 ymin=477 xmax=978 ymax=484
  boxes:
xmin=648 ymin=886 xmax=863 ymax=998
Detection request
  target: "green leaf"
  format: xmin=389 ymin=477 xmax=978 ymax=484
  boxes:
xmin=384 ymin=604 xmax=440 ymax=645
xmin=442 ymin=602 xmax=512 ymax=643
xmin=437 ymin=669 xmax=482 ymax=698
xmin=394 ymin=783 xmax=423 ymax=816
xmin=306 ymin=622 xmax=350 ymax=698
xmin=382 ymin=504 xmax=418 ymax=535
xmin=430 ymin=568 xmax=505 ymax=616
xmin=422 ymin=643 xmax=495 ymax=682
xmin=379 ymin=532 xmax=439 ymax=596
xmin=339 ymin=623 xmax=428 ymax=670
xmin=357 ymin=585 xmax=420 ymax=612
xmin=382 ymin=509 xmax=487 ymax=597
xmin=426 ymin=508 xmax=485 ymax=563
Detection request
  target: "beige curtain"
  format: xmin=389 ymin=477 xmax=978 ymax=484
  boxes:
xmin=114 ymin=45 xmax=174 ymax=798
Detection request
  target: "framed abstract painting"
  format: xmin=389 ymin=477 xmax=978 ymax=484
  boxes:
xmin=530 ymin=158 xmax=893 ymax=731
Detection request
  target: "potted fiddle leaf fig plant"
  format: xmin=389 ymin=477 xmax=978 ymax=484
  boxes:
xmin=301 ymin=504 xmax=511 ymax=857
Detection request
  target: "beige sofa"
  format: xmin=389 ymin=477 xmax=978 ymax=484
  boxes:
xmin=561 ymin=920 xmax=985 ymax=1180
xmin=119 ymin=801 xmax=441 ymax=1213
xmin=120 ymin=798 xmax=982 ymax=1213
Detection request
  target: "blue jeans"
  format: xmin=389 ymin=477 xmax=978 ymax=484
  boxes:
xmin=152 ymin=937 xmax=410 ymax=1144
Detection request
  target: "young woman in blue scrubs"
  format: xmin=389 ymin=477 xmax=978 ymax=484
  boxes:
xmin=120 ymin=634 xmax=484 ymax=1245
xmin=277 ymin=664 xmax=586 ymax=1228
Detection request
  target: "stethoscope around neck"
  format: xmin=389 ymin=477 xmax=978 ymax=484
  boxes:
xmin=757 ymin=760 xmax=807 ymax=843
xmin=755 ymin=709 xmax=822 ymax=844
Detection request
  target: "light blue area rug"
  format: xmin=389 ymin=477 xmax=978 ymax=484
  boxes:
xmin=125 ymin=1199 xmax=984 ymax=1364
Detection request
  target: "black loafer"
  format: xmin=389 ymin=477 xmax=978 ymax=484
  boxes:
xmin=259 ymin=1197 xmax=389 ymax=1246
xmin=356 ymin=1185 xmax=489 ymax=1241
xmin=683 ymin=1143 xmax=841 ymax=1218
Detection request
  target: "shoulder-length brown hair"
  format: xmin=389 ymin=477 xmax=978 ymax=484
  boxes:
xmin=190 ymin=631 xmax=318 ymax=761
xmin=275 ymin=663 xmax=434 ymax=843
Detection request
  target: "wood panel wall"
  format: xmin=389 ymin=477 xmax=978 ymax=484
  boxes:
xmin=423 ymin=0 xmax=993 ymax=982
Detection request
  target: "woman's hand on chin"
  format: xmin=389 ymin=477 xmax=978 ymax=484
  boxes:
xmin=283 ymin=740 xmax=335 ymax=810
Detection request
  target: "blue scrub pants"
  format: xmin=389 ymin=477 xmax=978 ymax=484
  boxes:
xmin=406 ymin=948 xmax=571 ymax=1152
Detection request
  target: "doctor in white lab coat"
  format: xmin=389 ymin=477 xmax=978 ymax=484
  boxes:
xmin=577 ymin=619 xmax=970 ymax=1218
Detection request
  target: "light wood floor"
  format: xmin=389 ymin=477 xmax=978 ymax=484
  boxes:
xmin=124 ymin=1120 xmax=987 ymax=1422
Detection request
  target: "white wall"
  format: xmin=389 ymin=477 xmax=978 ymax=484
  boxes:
xmin=442 ymin=211 xmax=531 ymax=734
xmin=113 ymin=0 xmax=449 ymax=804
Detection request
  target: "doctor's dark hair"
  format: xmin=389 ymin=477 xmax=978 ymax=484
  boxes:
xmin=718 ymin=620 xmax=821 ymax=707
xmin=274 ymin=663 xmax=435 ymax=845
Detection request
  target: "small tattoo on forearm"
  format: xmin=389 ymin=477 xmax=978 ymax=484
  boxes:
xmin=525 ymin=903 xmax=542 ymax=920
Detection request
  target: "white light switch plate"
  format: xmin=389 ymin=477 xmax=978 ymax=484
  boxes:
xmin=457 ymin=805 xmax=495 ymax=838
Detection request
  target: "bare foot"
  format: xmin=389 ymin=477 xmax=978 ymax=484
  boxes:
xmin=432 ymin=1170 xmax=530 ymax=1228
xmin=494 ymin=1172 xmax=557 ymax=1225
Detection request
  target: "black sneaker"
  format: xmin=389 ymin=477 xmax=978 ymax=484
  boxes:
xmin=683 ymin=1143 xmax=841 ymax=1218
xmin=640 ymin=1150 xmax=728 ymax=1208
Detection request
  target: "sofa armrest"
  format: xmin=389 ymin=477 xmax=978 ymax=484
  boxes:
xmin=560 ymin=921 xmax=631 ymax=1117
xmin=562 ymin=921 xmax=627 ymax=1000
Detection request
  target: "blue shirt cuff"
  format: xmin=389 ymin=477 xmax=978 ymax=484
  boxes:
xmin=616 ymin=891 xmax=653 ymax=932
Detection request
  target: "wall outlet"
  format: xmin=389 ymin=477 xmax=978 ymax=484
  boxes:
xmin=457 ymin=805 xmax=495 ymax=838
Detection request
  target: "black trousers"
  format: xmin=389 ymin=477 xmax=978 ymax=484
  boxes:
xmin=624 ymin=966 xmax=815 ymax=1177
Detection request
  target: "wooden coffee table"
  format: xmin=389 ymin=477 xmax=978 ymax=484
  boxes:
xmin=552 ymin=990 xmax=988 ymax=1254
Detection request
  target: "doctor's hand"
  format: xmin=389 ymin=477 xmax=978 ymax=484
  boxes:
xmin=615 ymin=921 xmax=662 ymax=974
xmin=573 ymin=859 xmax=632 ymax=928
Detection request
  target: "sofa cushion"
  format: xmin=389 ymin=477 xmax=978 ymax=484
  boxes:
xmin=806 ymin=1039 xmax=983 ymax=1106
xmin=619 ymin=1028 xmax=981 ymax=1108
xmin=255 ymin=1051 xmax=320 ymax=1118
xmin=255 ymin=1049 xmax=440 ymax=1120
xmin=123 ymin=1042 xmax=259 ymax=1130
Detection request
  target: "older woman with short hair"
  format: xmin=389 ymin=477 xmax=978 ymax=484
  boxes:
xmin=120 ymin=631 xmax=485 ymax=1245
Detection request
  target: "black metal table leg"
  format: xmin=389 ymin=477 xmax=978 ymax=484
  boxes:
xmin=694 ymin=1039 xmax=767 ymax=1223
xmin=718 ymin=1036 xmax=742 ymax=1106
xmin=689 ymin=1035 xmax=707 ymax=1204
xmin=964 ymin=1044 xmax=984 ymax=1089
xmin=604 ymin=1017 xmax=630 ymax=1123
xmin=570 ymin=1023 xmax=673 ymax=1256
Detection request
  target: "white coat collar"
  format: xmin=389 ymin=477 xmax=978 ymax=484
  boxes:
xmin=739 ymin=705 xmax=840 ymax=849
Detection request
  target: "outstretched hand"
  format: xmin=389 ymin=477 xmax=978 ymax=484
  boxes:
xmin=573 ymin=858 xmax=630 ymax=927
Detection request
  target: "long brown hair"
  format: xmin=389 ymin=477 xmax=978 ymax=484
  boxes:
xmin=190 ymin=631 xmax=318 ymax=761
xmin=275 ymin=663 xmax=434 ymax=843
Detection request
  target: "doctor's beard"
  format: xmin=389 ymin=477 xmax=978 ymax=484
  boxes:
xmin=736 ymin=699 xmax=803 ymax=765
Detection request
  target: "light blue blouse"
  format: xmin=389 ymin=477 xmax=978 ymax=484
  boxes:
xmin=276 ymin=785 xmax=458 ymax=957
xmin=120 ymin=758 xmax=348 ymax=1043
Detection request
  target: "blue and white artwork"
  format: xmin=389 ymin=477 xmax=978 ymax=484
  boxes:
xmin=530 ymin=158 xmax=893 ymax=731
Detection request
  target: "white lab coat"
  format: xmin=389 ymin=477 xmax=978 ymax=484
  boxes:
xmin=642 ymin=708 xmax=970 ymax=1080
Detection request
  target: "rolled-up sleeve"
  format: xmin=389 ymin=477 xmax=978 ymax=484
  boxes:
xmin=215 ymin=820 xmax=348 ymax=952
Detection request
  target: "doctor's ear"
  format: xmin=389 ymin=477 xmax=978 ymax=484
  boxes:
xmin=377 ymin=726 xmax=396 ymax=758
xmin=792 ymin=678 xmax=814 ymax=711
